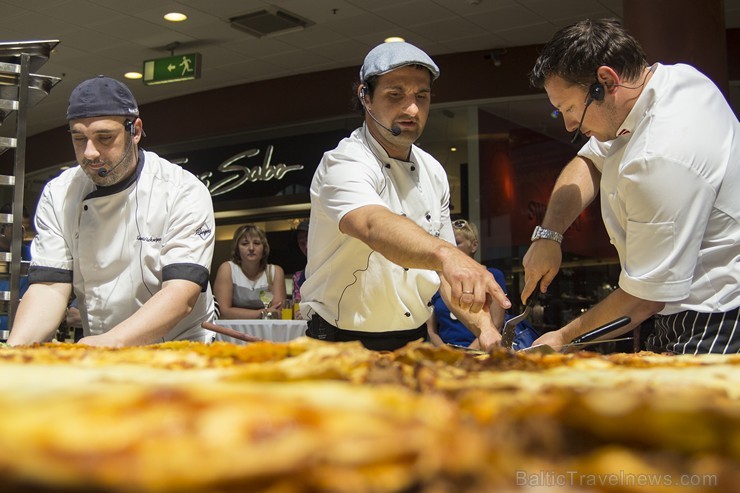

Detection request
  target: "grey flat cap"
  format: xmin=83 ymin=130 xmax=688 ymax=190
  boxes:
xmin=360 ymin=41 xmax=440 ymax=82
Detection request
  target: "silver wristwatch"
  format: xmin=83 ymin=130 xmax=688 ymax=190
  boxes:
xmin=531 ymin=225 xmax=563 ymax=244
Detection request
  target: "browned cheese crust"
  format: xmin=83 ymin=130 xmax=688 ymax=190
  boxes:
xmin=0 ymin=339 xmax=737 ymax=493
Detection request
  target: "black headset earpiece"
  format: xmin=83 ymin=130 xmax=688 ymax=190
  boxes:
xmin=98 ymin=119 xmax=136 ymax=177
xmin=588 ymin=82 xmax=605 ymax=103
xmin=359 ymin=81 xmax=401 ymax=136
xmin=124 ymin=119 xmax=135 ymax=137
xmin=572 ymin=81 xmax=604 ymax=144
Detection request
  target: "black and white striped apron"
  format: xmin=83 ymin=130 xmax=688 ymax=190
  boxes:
xmin=646 ymin=306 xmax=740 ymax=354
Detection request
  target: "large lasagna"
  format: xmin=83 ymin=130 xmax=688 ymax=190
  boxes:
xmin=0 ymin=339 xmax=737 ymax=492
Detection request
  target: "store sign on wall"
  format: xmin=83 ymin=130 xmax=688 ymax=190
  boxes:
xmin=195 ymin=145 xmax=303 ymax=196
xmin=164 ymin=128 xmax=346 ymax=202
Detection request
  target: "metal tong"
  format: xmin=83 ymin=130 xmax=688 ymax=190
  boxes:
xmin=522 ymin=316 xmax=632 ymax=354
xmin=447 ymin=316 xmax=632 ymax=356
xmin=500 ymin=282 xmax=540 ymax=349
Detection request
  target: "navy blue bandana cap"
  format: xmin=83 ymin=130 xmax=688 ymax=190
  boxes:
xmin=66 ymin=75 xmax=139 ymax=121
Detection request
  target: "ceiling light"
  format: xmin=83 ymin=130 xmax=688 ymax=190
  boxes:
xmin=450 ymin=147 xmax=458 ymax=152
xmin=164 ymin=12 xmax=188 ymax=22
xmin=125 ymin=72 xmax=143 ymax=80
xmin=384 ymin=36 xmax=405 ymax=43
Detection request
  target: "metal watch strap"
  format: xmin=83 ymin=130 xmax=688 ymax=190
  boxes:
xmin=531 ymin=225 xmax=563 ymax=244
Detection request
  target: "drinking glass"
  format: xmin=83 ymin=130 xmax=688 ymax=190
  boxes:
xmin=259 ymin=288 xmax=274 ymax=319
xmin=281 ymin=299 xmax=293 ymax=320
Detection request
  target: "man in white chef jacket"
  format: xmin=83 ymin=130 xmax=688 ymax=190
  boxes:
xmin=522 ymin=19 xmax=739 ymax=354
xmin=301 ymin=42 xmax=511 ymax=351
xmin=8 ymin=76 xmax=215 ymax=347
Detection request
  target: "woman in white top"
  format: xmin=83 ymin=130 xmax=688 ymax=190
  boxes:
xmin=214 ymin=224 xmax=286 ymax=319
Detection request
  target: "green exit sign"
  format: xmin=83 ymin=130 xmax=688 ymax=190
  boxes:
xmin=143 ymin=53 xmax=201 ymax=85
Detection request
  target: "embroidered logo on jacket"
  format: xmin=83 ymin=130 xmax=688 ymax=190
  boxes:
xmin=195 ymin=223 xmax=213 ymax=240
xmin=137 ymin=235 xmax=162 ymax=243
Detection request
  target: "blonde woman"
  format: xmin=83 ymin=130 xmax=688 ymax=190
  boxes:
xmin=214 ymin=224 xmax=286 ymax=319
xmin=427 ymin=219 xmax=539 ymax=350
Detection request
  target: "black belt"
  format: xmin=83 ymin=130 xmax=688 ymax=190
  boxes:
xmin=306 ymin=315 xmax=427 ymax=351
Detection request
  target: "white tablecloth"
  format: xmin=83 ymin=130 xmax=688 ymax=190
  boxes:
xmin=211 ymin=319 xmax=307 ymax=344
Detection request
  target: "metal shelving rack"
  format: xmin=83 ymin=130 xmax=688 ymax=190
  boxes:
xmin=0 ymin=40 xmax=60 ymax=338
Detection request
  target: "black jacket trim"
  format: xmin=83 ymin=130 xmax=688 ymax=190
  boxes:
xmin=28 ymin=266 xmax=73 ymax=284
xmin=163 ymin=263 xmax=210 ymax=292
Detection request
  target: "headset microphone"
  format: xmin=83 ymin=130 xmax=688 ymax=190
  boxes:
xmin=360 ymin=85 xmax=402 ymax=137
xmin=367 ymin=107 xmax=402 ymax=136
xmin=98 ymin=120 xmax=135 ymax=177
xmin=571 ymin=82 xmax=604 ymax=144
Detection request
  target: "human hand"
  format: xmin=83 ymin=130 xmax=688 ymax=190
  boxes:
xmin=77 ymin=332 xmax=125 ymax=348
xmin=530 ymin=329 xmax=569 ymax=350
xmin=269 ymin=300 xmax=283 ymax=311
xmin=478 ymin=329 xmax=502 ymax=352
xmin=521 ymin=239 xmax=562 ymax=304
xmin=440 ymin=249 xmax=510 ymax=314
xmin=66 ymin=307 xmax=83 ymax=328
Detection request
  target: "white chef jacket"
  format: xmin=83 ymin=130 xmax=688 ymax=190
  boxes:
xmin=578 ymin=63 xmax=740 ymax=315
xmin=301 ymin=125 xmax=455 ymax=331
xmin=29 ymin=149 xmax=215 ymax=341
